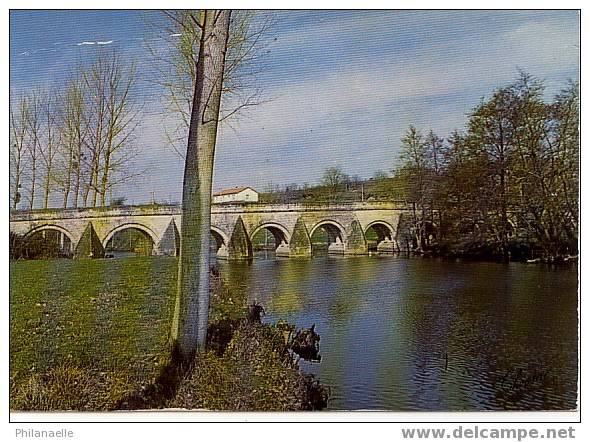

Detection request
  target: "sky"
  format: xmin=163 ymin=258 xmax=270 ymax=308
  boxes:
xmin=9 ymin=10 xmax=580 ymax=205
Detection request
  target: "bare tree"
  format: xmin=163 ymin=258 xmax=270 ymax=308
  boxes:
xmin=431 ymin=73 xmax=578 ymax=259
xmin=548 ymin=81 xmax=579 ymax=251
xmin=321 ymin=166 xmax=346 ymax=188
xmin=98 ymin=56 xmax=140 ymax=206
xmin=56 ymin=73 xmax=88 ymax=208
xmin=398 ymin=125 xmax=430 ymax=250
xmin=147 ymin=10 xmax=272 ymax=157
xmin=171 ymin=9 xmax=232 ymax=360
xmin=81 ymin=57 xmax=107 ymax=207
xmin=40 ymin=92 xmax=61 ymax=209
xmin=467 ymin=88 xmax=518 ymax=257
xmin=81 ymin=53 xmax=139 ymax=207
xmin=24 ymin=91 xmax=44 ymax=210
xmin=425 ymin=129 xmax=444 ymax=175
xmin=9 ymin=93 xmax=29 ymax=210
xmin=320 ymin=166 xmax=348 ymax=200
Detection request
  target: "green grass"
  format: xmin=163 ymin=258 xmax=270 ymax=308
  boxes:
xmin=10 ymin=257 xmax=326 ymax=411
xmin=10 ymin=257 xmax=177 ymax=409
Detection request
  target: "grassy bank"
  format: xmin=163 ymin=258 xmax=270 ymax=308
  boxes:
xmin=10 ymin=257 xmax=327 ymax=411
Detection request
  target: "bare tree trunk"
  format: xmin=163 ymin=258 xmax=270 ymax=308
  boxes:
xmin=59 ymin=75 xmax=86 ymax=209
xmin=72 ymin=136 xmax=83 ymax=208
xmin=10 ymin=95 xmax=29 ymax=210
xmin=172 ymin=9 xmax=231 ymax=360
xmin=26 ymin=94 xmax=43 ymax=210
xmin=42 ymin=94 xmax=59 ymax=209
xmin=62 ymin=140 xmax=73 ymax=209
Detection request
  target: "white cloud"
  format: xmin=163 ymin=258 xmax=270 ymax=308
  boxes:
xmin=97 ymin=40 xmax=114 ymax=45
xmin=209 ymin=15 xmax=579 ymax=189
xmin=98 ymin=12 xmax=581 ymax=199
xmin=77 ymin=41 xmax=96 ymax=45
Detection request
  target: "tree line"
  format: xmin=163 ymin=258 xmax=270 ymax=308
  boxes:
xmin=395 ymin=73 xmax=578 ymax=260
xmin=261 ymin=73 xmax=579 ymax=261
xmin=10 ymin=52 xmax=139 ymax=211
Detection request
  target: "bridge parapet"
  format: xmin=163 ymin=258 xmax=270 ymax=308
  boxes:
xmin=9 ymin=201 xmax=412 ymax=222
xmin=10 ymin=202 xmax=415 ymax=259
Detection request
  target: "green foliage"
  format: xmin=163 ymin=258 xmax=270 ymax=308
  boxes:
xmin=393 ymin=73 xmax=579 ymax=260
xmin=110 ymin=196 xmax=127 ymax=206
xmin=10 ymin=231 xmax=72 ymax=260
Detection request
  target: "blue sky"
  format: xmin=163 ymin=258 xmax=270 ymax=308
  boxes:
xmin=10 ymin=10 xmax=580 ymax=204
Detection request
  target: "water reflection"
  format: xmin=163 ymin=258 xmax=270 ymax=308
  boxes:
xmin=216 ymin=256 xmax=578 ymax=411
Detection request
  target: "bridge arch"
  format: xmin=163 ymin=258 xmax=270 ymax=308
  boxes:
xmin=24 ymin=224 xmax=75 ymax=244
xmin=310 ymin=220 xmax=346 ymax=241
xmin=364 ymin=220 xmax=396 ymax=252
xmin=365 ymin=220 xmax=395 ymax=239
xmin=102 ymin=223 xmax=158 ymax=256
xmin=251 ymin=222 xmax=291 ymax=247
xmin=309 ymin=220 xmax=347 ymax=254
xmin=21 ymin=224 xmax=75 ymax=258
xmin=211 ymin=226 xmax=230 ymax=252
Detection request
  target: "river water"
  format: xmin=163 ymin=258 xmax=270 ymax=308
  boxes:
xmin=11 ymin=253 xmax=578 ymax=411
xmin=217 ymin=254 xmax=578 ymax=411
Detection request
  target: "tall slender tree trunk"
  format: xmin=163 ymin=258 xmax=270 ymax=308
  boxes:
xmin=100 ymin=137 xmax=112 ymax=207
xmin=12 ymin=168 xmax=21 ymax=210
xmin=29 ymin=143 xmax=37 ymax=210
xmin=72 ymin=138 xmax=82 ymax=208
xmin=62 ymin=141 xmax=73 ymax=208
xmin=171 ymin=9 xmax=231 ymax=360
xmin=43 ymin=167 xmax=51 ymax=209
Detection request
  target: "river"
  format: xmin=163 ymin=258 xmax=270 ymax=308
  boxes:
xmin=219 ymin=254 xmax=578 ymax=411
xmin=10 ymin=254 xmax=578 ymax=411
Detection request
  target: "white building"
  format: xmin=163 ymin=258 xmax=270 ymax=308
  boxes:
xmin=212 ymin=187 xmax=259 ymax=204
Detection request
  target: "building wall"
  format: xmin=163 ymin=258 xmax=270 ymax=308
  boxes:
xmin=213 ymin=188 xmax=259 ymax=204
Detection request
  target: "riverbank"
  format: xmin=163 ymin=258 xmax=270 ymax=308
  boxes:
xmin=420 ymin=236 xmax=578 ymax=265
xmin=11 ymin=255 xmax=577 ymax=410
xmin=10 ymin=258 xmax=327 ymax=411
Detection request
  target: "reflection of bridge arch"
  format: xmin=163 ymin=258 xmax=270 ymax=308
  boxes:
xmin=211 ymin=226 xmax=229 ymax=251
xmin=102 ymin=223 xmax=158 ymax=249
xmin=251 ymin=222 xmax=291 ymax=247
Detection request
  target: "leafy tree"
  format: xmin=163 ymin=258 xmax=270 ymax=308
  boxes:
xmin=395 ymin=125 xmax=437 ymax=251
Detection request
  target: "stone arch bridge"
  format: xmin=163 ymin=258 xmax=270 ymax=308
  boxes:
xmin=9 ymin=202 xmax=416 ymax=259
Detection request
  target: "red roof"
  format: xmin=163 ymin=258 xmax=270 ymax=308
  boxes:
xmin=213 ymin=186 xmax=256 ymax=197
